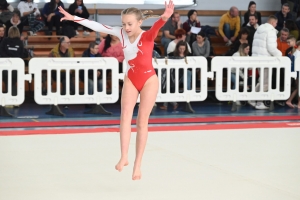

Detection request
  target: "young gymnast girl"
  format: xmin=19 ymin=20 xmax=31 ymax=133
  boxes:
xmin=58 ymin=0 xmax=174 ymax=180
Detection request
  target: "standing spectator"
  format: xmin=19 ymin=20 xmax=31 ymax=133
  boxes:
xmin=249 ymin=15 xmax=282 ymax=109
xmin=275 ymin=3 xmax=293 ymax=31
xmin=243 ymin=1 xmax=261 ymax=27
xmin=98 ymin=34 xmax=124 ymax=73
xmin=80 ymin=42 xmax=103 ymax=95
xmin=218 ymin=6 xmax=241 ymax=46
xmin=277 ymin=28 xmax=289 ymax=55
xmin=18 ymin=0 xmax=44 ymax=36
xmin=0 ymin=27 xmax=27 ymax=96
xmin=5 ymin=11 xmax=24 ymax=37
xmin=0 ymin=23 xmax=5 ymax=43
xmin=285 ymin=19 xmax=299 ymax=39
xmin=160 ymin=12 xmax=181 ymax=55
xmin=182 ymin=9 xmax=200 ymax=46
xmin=68 ymin=0 xmax=90 ymax=36
xmin=42 ymin=0 xmax=64 ymax=35
xmin=0 ymin=0 xmax=13 ymax=24
xmin=166 ymin=28 xmax=191 ymax=55
xmin=246 ymin=14 xmax=259 ymax=55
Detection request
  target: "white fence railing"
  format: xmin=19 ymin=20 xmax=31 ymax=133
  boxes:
xmin=0 ymin=58 xmax=31 ymax=117
xmin=122 ymin=56 xmax=213 ymax=112
xmin=29 ymin=57 xmax=119 ymax=116
xmin=295 ymin=57 xmax=300 ymax=98
xmin=212 ymin=56 xmax=296 ymax=111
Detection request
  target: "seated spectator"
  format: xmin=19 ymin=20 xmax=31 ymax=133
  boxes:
xmin=0 ymin=0 xmax=13 ymax=24
xmin=98 ymin=34 xmax=124 ymax=73
xmin=277 ymin=28 xmax=289 ymax=55
xmin=47 ymin=36 xmax=75 ymax=96
xmin=5 ymin=11 xmax=24 ymax=38
xmin=275 ymin=3 xmax=293 ymax=31
xmin=68 ymin=0 xmax=90 ymax=36
xmin=243 ymin=1 xmax=261 ymax=27
xmin=80 ymin=42 xmax=103 ymax=95
xmin=231 ymin=28 xmax=249 ymax=55
xmin=0 ymin=23 xmax=5 ymax=43
xmin=18 ymin=0 xmax=44 ymax=36
xmin=42 ymin=0 xmax=64 ymax=35
xmin=160 ymin=12 xmax=181 ymax=55
xmin=285 ymin=19 xmax=299 ymax=39
xmin=167 ymin=28 xmax=191 ymax=55
xmin=0 ymin=27 xmax=27 ymax=95
xmin=161 ymin=41 xmax=192 ymax=111
xmin=218 ymin=6 xmax=240 ymax=46
xmin=182 ymin=9 xmax=200 ymax=46
xmin=192 ymin=31 xmax=212 ymax=70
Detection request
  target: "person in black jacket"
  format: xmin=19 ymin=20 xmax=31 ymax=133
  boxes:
xmin=68 ymin=0 xmax=90 ymax=36
xmin=80 ymin=42 xmax=102 ymax=95
xmin=275 ymin=3 xmax=294 ymax=31
xmin=0 ymin=23 xmax=5 ymax=43
xmin=5 ymin=11 xmax=24 ymax=37
xmin=0 ymin=26 xmax=27 ymax=95
xmin=242 ymin=1 xmax=261 ymax=27
xmin=42 ymin=0 xmax=65 ymax=35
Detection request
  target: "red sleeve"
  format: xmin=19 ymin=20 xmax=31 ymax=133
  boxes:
xmin=145 ymin=18 xmax=166 ymax=41
xmin=182 ymin=22 xmax=190 ymax=32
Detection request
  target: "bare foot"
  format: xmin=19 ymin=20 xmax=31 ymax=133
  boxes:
xmin=286 ymin=101 xmax=294 ymax=108
xmin=115 ymin=158 xmax=128 ymax=172
xmin=132 ymin=164 xmax=141 ymax=180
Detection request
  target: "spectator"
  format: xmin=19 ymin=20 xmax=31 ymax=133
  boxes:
xmin=47 ymin=36 xmax=75 ymax=96
xmin=277 ymin=28 xmax=289 ymax=55
xmin=42 ymin=0 xmax=64 ymax=35
xmin=161 ymin=41 xmax=192 ymax=111
xmin=249 ymin=15 xmax=282 ymax=109
xmin=0 ymin=23 xmax=5 ymax=43
xmin=285 ymin=35 xmax=296 ymax=56
xmin=0 ymin=27 xmax=27 ymax=96
xmin=0 ymin=0 xmax=13 ymax=24
xmin=182 ymin=9 xmax=200 ymax=46
xmin=218 ymin=6 xmax=240 ymax=46
xmin=68 ymin=0 xmax=90 ymax=36
xmin=275 ymin=3 xmax=293 ymax=31
xmin=243 ymin=1 xmax=261 ymax=27
xmin=80 ymin=42 xmax=103 ymax=95
xmin=285 ymin=19 xmax=299 ymax=39
xmin=98 ymin=34 xmax=124 ymax=73
xmin=245 ymin=13 xmax=259 ymax=53
xmin=192 ymin=30 xmax=213 ymax=69
xmin=160 ymin=12 xmax=181 ymax=55
xmin=231 ymin=28 xmax=249 ymax=55
xmin=18 ymin=0 xmax=44 ymax=36
xmin=167 ymin=28 xmax=191 ymax=55
xmin=5 ymin=11 xmax=24 ymax=38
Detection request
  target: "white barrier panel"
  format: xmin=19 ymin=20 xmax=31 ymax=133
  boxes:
xmin=212 ymin=56 xmax=294 ymax=102
xmin=0 ymin=58 xmax=31 ymax=106
xmin=29 ymin=58 xmax=119 ymax=105
xmin=295 ymin=57 xmax=300 ymax=98
xmin=122 ymin=56 xmax=213 ymax=103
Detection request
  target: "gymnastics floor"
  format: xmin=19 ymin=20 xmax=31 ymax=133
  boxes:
xmin=0 ymin=125 xmax=299 ymax=200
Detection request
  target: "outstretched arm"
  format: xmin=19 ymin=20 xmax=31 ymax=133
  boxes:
xmin=58 ymin=6 xmax=122 ymax=39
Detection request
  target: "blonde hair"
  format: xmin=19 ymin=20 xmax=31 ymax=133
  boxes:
xmin=8 ymin=26 xmax=20 ymax=38
xmin=121 ymin=8 xmax=160 ymax=21
xmin=238 ymin=43 xmax=250 ymax=56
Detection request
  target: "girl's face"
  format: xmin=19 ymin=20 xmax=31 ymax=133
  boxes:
xmin=76 ymin=0 xmax=82 ymax=6
xmin=249 ymin=4 xmax=256 ymax=13
xmin=190 ymin=11 xmax=197 ymax=21
xmin=196 ymin=35 xmax=204 ymax=43
xmin=178 ymin=45 xmax=186 ymax=55
xmin=122 ymin=14 xmax=142 ymax=37
xmin=12 ymin=14 xmax=20 ymax=23
xmin=244 ymin=46 xmax=250 ymax=55
xmin=241 ymin=33 xmax=248 ymax=40
xmin=55 ymin=0 xmax=60 ymax=3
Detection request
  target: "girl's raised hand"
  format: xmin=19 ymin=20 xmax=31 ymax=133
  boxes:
xmin=58 ymin=6 xmax=74 ymax=21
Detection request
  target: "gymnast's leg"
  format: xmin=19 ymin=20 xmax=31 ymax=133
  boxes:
xmin=132 ymin=75 xmax=159 ymax=180
xmin=115 ymin=76 xmax=139 ymax=172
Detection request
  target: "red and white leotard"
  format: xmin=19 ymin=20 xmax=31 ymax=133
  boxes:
xmin=74 ymin=16 xmax=166 ymax=91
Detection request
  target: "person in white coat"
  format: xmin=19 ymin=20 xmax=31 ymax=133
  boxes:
xmin=249 ymin=15 xmax=282 ymax=109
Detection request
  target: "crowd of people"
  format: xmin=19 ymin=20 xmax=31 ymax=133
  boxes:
xmin=0 ymin=0 xmax=300 ymax=110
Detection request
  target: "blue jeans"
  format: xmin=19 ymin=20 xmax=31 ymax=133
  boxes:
xmin=161 ymin=37 xmax=172 ymax=56
xmin=223 ymin=23 xmax=235 ymax=39
xmin=179 ymin=70 xmax=192 ymax=90
xmin=88 ymin=79 xmax=103 ymax=95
